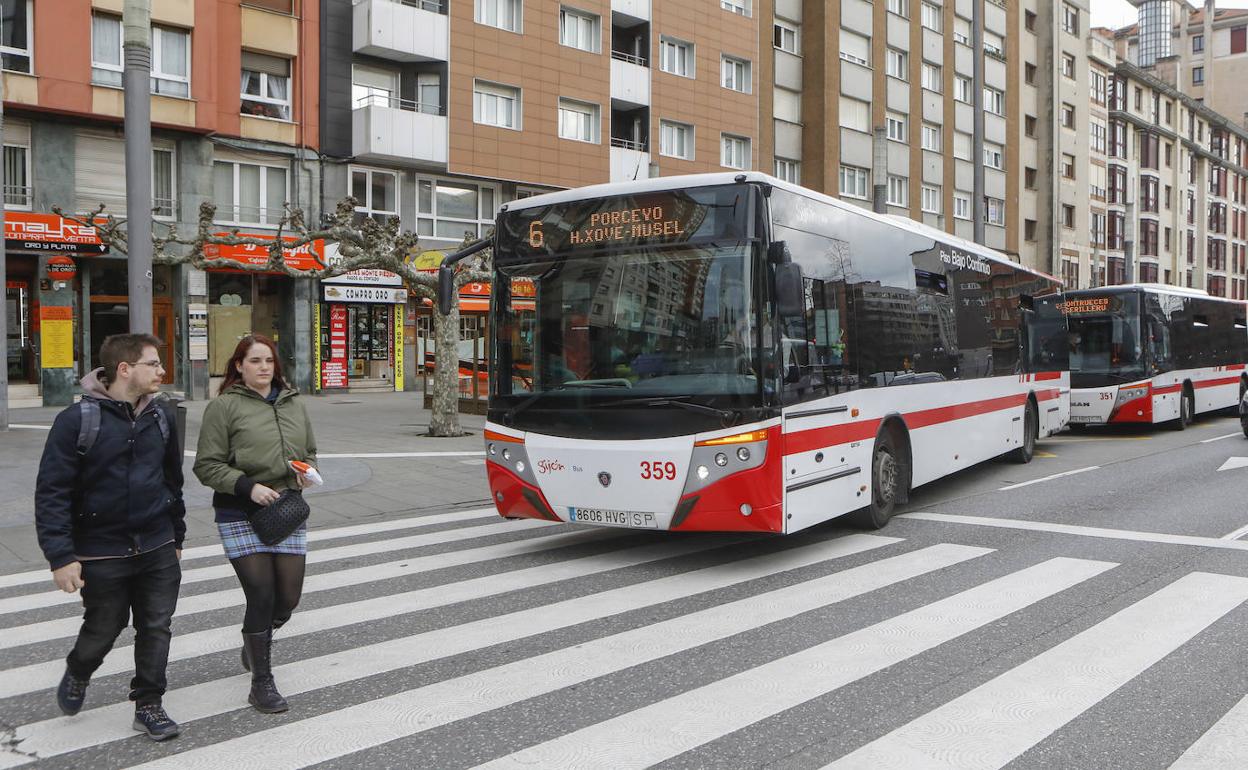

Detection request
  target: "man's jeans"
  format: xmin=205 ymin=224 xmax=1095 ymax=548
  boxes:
xmin=66 ymin=543 xmax=181 ymax=706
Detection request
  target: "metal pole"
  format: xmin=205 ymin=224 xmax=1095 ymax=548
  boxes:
xmin=0 ymin=62 xmax=8 ymax=431
xmin=872 ymin=127 xmax=887 ymax=214
xmin=972 ymin=0 xmax=985 ymax=244
xmin=123 ymin=0 xmax=154 ymax=333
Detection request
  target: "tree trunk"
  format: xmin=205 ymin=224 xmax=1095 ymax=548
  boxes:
xmin=428 ymin=304 xmax=463 ymax=437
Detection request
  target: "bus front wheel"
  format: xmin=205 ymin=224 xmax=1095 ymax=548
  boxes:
xmin=1170 ymin=388 xmax=1193 ymax=431
xmin=853 ymin=433 xmax=901 ymax=529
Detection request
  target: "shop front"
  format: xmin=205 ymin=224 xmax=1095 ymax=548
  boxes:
xmin=318 ymin=281 xmax=407 ymax=393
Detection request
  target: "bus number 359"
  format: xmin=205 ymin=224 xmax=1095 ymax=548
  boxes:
xmin=640 ymin=461 xmax=677 ymax=480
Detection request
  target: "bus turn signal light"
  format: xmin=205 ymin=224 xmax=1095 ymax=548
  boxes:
xmin=484 ymin=429 xmax=524 ymax=444
xmin=695 ymin=429 xmax=770 ymax=446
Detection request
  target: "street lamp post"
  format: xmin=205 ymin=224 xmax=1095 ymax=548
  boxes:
xmin=123 ymin=0 xmax=154 ymax=334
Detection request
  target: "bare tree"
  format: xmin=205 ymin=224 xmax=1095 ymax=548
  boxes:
xmin=57 ymin=199 xmax=490 ymax=437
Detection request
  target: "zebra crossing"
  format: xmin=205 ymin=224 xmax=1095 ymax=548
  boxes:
xmin=1 ymin=507 xmax=1247 ymax=768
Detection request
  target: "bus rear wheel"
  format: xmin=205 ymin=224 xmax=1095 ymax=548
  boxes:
xmin=1006 ymin=401 xmax=1037 ymax=464
xmin=853 ymin=432 xmax=901 ymax=530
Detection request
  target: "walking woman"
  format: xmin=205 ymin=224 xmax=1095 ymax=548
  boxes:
xmin=193 ymin=334 xmax=317 ymax=713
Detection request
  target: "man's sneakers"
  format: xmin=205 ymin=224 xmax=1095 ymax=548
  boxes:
xmin=132 ymin=704 xmax=181 ymax=741
xmin=56 ymin=669 xmax=89 ymax=716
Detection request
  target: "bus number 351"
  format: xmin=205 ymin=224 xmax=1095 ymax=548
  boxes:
xmin=640 ymin=461 xmax=677 ymax=480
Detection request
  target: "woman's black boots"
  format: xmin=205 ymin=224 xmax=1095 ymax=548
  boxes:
xmin=242 ymin=630 xmax=289 ymax=713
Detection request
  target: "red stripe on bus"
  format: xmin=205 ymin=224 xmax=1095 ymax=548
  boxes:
xmin=1153 ymin=384 xmax=1181 ymax=395
xmin=784 ymin=392 xmax=1028 ymax=455
xmin=1195 ymin=376 xmax=1242 ymax=389
xmin=1033 ymin=372 xmax=1064 ymax=381
xmin=1228 ymin=364 xmax=1246 ymax=371
xmin=1036 ymin=387 xmax=1062 ymax=401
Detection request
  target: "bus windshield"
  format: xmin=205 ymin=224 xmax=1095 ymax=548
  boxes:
xmin=490 ymin=244 xmax=761 ymax=439
xmin=1064 ymin=293 xmax=1145 ymax=386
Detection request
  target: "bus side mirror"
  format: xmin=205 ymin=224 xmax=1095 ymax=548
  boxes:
xmin=775 ymin=262 xmax=804 ymax=317
xmin=437 ymin=265 xmax=455 ymax=316
xmin=1018 ymin=294 xmax=1035 ymax=311
xmin=767 ymin=241 xmax=791 ymax=264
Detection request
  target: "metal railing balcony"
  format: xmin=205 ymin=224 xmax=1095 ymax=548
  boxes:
xmin=354 ymin=93 xmax=446 ymax=116
xmin=611 ymin=137 xmax=647 ymax=151
xmin=611 ymin=50 xmax=648 ymax=67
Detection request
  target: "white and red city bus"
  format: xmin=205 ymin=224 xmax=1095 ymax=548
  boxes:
xmin=479 ymin=173 xmax=1067 ymax=533
xmin=1037 ymin=285 xmax=1248 ymax=429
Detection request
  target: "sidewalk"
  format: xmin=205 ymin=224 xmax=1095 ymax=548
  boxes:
xmin=0 ymin=391 xmax=493 ymax=571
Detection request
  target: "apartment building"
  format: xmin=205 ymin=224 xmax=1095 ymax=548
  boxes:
xmin=3 ymin=0 xmax=322 ymax=406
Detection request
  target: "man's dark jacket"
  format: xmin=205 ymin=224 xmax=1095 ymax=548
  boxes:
xmin=35 ymin=370 xmax=186 ymax=570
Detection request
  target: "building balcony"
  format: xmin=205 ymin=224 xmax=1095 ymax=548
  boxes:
xmin=611 ymin=0 xmax=650 ymax=21
xmin=352 ymin=96 xmax=448 ymax=167
xmin=611 ymin=53 xmax=650 ymax=108
xmin=610 ymin=141 xmax=651 ymax=182
xmin=353 ymin=0 xmax=448 ymax=63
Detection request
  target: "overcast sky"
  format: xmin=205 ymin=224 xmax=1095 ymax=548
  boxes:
xmin=1092 ymin=0 xmax=1248 ymax=30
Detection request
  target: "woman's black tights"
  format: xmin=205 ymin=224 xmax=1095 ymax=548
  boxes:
xmin=229 ymin=553 xmax=307 ymax=633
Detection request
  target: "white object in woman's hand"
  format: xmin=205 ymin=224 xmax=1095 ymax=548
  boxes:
xmin=250 ymin=483 xmax=281 ymax=506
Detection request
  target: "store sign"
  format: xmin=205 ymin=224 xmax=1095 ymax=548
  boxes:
xmin=322 ymin=243 xmax=403 ymax=286
xmin=321 ymin=304 xmax=348 ymax=389
xmin=322 ymin=285 xmax=407 ymax=304
xmin=204 ymin=236 xmax=325 ymax=272
xmin=39 ymin=306 xmax=74 ymax=369
xmin=46 ymin=256 xmax=77 ymax=280
xmin=5 ymin=212 xmax=108 ymax=254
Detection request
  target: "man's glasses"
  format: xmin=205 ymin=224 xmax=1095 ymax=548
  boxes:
xmin=130 ymin=360 xmax=164 ymax=369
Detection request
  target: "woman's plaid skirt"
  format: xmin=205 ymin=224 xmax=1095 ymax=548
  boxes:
xmin=217 ymin=520 xmax=308 ymax=560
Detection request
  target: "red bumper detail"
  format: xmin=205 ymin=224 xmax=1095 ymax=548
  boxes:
xmin=1108 ymin=394 xmax=1153 ymax=423
xmin=672 ymin=426 xmax=784 ymax=533
xmin=486 ymin=462 xmax=562 ymax=521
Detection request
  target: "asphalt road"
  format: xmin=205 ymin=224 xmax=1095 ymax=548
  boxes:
xmin=3 ymin=414 xmax=1248 ymax=768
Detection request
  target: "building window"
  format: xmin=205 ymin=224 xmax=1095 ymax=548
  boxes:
xmin=350 ymin=167 xmax=399 ymax=226
xmin=921 ymin=2 xmax=941 ymax=32
xmin=92 ymin=15 xmax=190 ymax=96
xmin=887 ymin=175 xmax=908 ymax=207
xmin=921 ymin=123 xmax=941 ymax=151
xmin=839 ymin=165 xmax=869 ymax=200
xmin=1233 ymin=25 xmax=1247 ymax=55
xmin=1025 ymin=10 xmax=1036 ymax=32
xmin=721 ymin=134 xmax=750 ymax=169
xmin=213 ymin=160 xmax=289 ymax=227
xmin=984 ymin=144 xmax=1003 ymax=170
xmin=1025 ymin=115 xmax=1037 ymax=138
xmin=886 ymin=113 xmax=907 ymax=143
xmin=1193 ymin=67 xmax=1204 ymax=86
xmin=240 ymin=53 xmax=292 ymax=120
xmin=921 ymin=62 xmax=942 ymax=92
xmin=1025 ymin=63 xmax=1037 ymax=85
xmin=1193 ymin=34 xmax=1204 ymax=53
xmin=1062 ymin=153 xmax=1076 ymax=180
xmin=921 ymin=184 xmax=941 ymax=214
xmin=774 ymin=20 xmax=799 ymax=54
xmin=774 ymin=158 xmax=799 ymax=183
xmin=1062 ymin=204 xmax=1075 ymax=229
xmin=1026 ymin=220 xmax=1038 ymax=242
xmin=0 ymin=0 xmax=31 ymax=74
xmin=1062 ymin=53 xmax=1076 ymax=79
xmin=1091 ymin=212 xmax=1106 ymax=246
xmin=839 ymin=30 xmax=869 ymax=66
xmin=473 ymin=80 xmax=520 ymax=129
xmin=557 ymin=98 xmax=599 ymax=143
xmin=986 ymin=197 xmax=1005 ymax=226
xmin=1062 ymin=103 xmax=1076 ymax=129
xmin=1091 ymin=71 xmax=1107 ymax=105
xmin=416 ymin=177 xmax=498 ymax=240
xmin=954 ymin=131 xmax=972 ymax=160
xmin=660 ymin=37 xmax=694 ymax=77
xmin=954 ymin=17 xmax=970 ymax=45
xmin=721 ymin=55 xmax=751 ymax=93
xmin=1062 ymin=2 xmax=1079 ymax=35
xmin=984 ymin=31 xmax=1004 ymax=57
xmin=1090 ymin=118 xmax=1107 ymax=153
xmin=984 ymin=87 xmax=1003 ymax=115
xmin=721 ymin=0 xmax=750 ymax=16
xmin=4 ymin=142 xmax=31 ymax=208
xmin=352 ymin=64 xmax=399 ymax=108
xmin=887 ymin=0 xmax=908 ymax=18
xmin=838 ymin=96 xmax=870 ymax=133
xmin=476 ymin=0 xmax=522 ymax=32
xmin=152 ymin=147 xmax=175 ymax=218
xmin=954 ymin=193 xmax=970 ymax=220
xmin=955 ymin=76 xmax=972 ymax=104
xmin=1025 ymin=167 xmax=1037 ymax=190
xmin=660 ymin=120 xmax=694 ymax=160
xmin=559 ymin=7 xmax=599 ymax=53
xmin=886 ymin=49 xmax=908 ymax=80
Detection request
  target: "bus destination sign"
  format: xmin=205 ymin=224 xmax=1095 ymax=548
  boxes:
xmin=561 ymin=206 xmax=687 ymax=247
xmin=1057 ymin=297 xmax=1112 ymax=315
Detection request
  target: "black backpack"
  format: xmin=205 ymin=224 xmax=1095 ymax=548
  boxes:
xmin=75 ymin=398 xmax=170 ymax=456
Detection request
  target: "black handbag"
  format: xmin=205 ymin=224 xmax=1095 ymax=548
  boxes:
xmin=248 ymin=489 xmax=310 ymax=546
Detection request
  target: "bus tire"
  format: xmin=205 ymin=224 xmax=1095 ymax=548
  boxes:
xmin=853 ymin=431 xmax=902 ymax=529
xmin=1170 ymin=386 xmax=1194 ymax=431
xmin=1006 ymin=400 xmax=1037 ymax=464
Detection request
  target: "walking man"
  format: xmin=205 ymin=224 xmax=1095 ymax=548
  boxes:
xmin=35 ymin=333 xmax=186 ymax=741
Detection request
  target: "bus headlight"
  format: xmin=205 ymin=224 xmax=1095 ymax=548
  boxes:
xmin=502 ymin=448 xmax=512 ymax=461
xmin=715 ymin=453 xmax=728 ymax=467
xmin=1114 ymin=385 xmax=1150 ymax=406
xmin=488 ymin=443 xmax=496 ymax=456
xmin=515 ymin=461 xmax=525 ymax=473
xmin=696 ymin=465 xmax=710 ymax=480
xmin=736 ymin=447 xmax=751 ymax=462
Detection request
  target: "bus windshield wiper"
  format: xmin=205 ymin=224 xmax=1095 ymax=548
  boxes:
xmin=503 ymin=381 xmax=629 ymax=424
xmin=598 ymin=395 xmax=737 ymax=422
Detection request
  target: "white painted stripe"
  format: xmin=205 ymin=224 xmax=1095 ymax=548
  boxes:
xmin=1200 ymin=432 xmax=1241 ymax=444
xmin=0 ymin=517 xmax=552 ymax=619
xmin=1220 ymin=522 xmax=1248 ymax=541
xmin=899 ymin=512 xmax=1248 ymax=552
xmin=0 ymin=534 xmax=732 ymax=699
xmin=0 ymin=534 xmax=906 ymax=764
xmin=0 ymin=527 xmax=616 ymax=651
xmin=831 ymin=571 xmax=1248 ymax=769
xmin=0 ymin=507 xmax=500 ymax=590
xmin=1169 ymin=695 xmax=1248 ymax=769
xmin=997 ymin=465 xmax=1099 ymax=491
xmin=125 ymin=544 xmax=1008 ymax=770
xmin=476 ymin=558 xmax=1115 ymax=770
xmin=182 ymin=451 xmax=485 ymax=458
xmin=7 ymin=424 xmax=50 ymax=430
